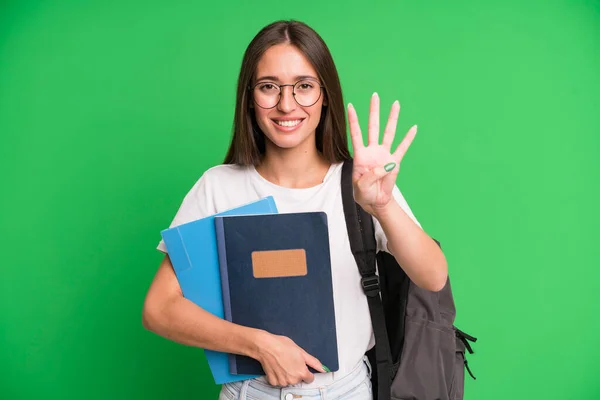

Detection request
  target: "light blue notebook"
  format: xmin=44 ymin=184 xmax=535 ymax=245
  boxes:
xmin=160 ymin=196 xmax=278 ymax=384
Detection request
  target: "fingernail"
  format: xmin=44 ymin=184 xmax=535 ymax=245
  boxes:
xmin=348 ymin=103 xmax=353 ymax=109
xmin=372 ymin=92 xmax=378 ymax=98
xmin=322 ymin=364 xmax=331 ymax=373
xmin=384 ymin=162 xmax=396 ymax=172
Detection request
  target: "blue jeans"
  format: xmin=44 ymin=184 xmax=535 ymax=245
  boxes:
xmin=218 ymin=357 xmax=373 ymax=400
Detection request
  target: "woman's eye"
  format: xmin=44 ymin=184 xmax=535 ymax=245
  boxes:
xmin=259 ymin=83 xmax=278 ymax=91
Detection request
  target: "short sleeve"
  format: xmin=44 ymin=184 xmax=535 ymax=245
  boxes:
xmin=373 ymin=185 xmax=422 ymax=253
xmin=156 ymin=174 xmax=211 ymax=253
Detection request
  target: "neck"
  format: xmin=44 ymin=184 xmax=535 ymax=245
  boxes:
xmin=256 ymin=140 xmax=331 ymax=189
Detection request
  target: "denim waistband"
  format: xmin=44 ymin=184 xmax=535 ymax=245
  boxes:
xmin=224 ymin=356 xmax=372 ymax=399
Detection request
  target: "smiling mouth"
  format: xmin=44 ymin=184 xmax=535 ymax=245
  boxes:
xmin=273 ymin=119 xmax=304 ymax=127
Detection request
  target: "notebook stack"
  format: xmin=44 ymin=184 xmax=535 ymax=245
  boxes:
xmin=160 ymin=197 xmax=338 ymax=384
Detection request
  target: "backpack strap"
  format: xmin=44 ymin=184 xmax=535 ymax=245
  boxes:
xmin=341 ymin=159 xmax=392 ymax=400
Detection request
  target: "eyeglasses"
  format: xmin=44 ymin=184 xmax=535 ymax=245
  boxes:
xmin=248 ymin=79 xmax=325 ymax=109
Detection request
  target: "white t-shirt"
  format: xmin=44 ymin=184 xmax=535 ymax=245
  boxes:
xmin=156 ymin=161 xmax=421 ymax=388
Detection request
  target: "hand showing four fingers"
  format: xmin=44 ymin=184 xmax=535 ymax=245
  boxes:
xmin=348 ymin=92 xmax=417 ymax=216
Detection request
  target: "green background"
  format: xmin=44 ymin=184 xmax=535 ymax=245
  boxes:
xmin=1 ymin=0 xmax=599 ymax=399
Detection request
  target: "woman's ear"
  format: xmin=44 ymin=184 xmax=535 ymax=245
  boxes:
xmin=322 ymin=94 xmax=328 ymax=107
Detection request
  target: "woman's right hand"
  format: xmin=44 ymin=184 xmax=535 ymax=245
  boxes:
xmin=254 ymin=331 xmax=326 ymax=387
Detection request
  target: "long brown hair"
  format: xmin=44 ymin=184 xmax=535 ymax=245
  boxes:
xmin=223 ymin=20 xmax=350 ymax=165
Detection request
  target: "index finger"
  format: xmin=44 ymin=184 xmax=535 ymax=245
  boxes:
xmin=393 ymin=125 xmax=418 ymax=162
xmin=303 ymin=351 xmax=326 ymax=373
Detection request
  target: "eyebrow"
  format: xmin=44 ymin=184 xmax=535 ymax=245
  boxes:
xmin=255 ymin=75 xmax=319 ymax=83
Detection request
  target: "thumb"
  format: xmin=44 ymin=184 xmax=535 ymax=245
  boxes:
xmin=356 ymin=162 xmax=396 ymax=190
xmin=303 ymin=351 xmax=327 ymax=373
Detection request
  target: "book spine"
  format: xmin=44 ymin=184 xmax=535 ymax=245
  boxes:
xmin=214 ymin=217 xmax=238 ymax=375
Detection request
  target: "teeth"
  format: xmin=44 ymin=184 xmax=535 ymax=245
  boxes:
xmin=276 ymin=120 xmax=302 ymax=127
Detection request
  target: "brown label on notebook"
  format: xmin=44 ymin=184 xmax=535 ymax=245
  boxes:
xmin=251 ymin=249 xmax=307 ymax=278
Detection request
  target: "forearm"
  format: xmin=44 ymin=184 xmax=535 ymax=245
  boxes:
xmin=372 ymin=200 xmax=448 ymax=291
xmin=142 ymin=256 xmax=269 ymax=358
xmin=143 ymin=290 xmax=264 ymax=360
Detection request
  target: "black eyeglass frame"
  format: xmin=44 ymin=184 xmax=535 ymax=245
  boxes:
xmin=247 ymin=79 xmax=326 ymax=109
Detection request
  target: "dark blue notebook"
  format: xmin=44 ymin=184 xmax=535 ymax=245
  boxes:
xmin=214 ymin=212 xmax=339 ymax=376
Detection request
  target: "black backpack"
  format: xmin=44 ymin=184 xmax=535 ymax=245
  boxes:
xmin=340 ymin=159 xmax=477 ymax=400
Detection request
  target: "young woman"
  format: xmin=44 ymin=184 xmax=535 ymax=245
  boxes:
xmin=142 ymin=20 xmax=447 ymax=400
